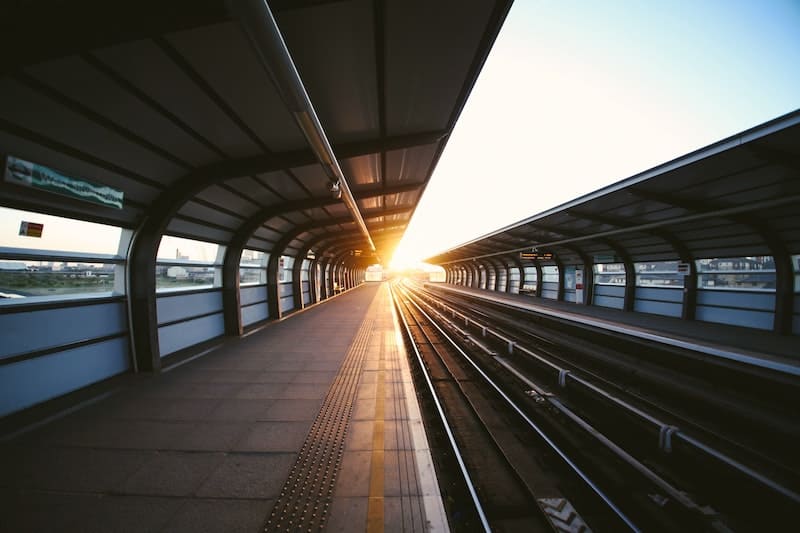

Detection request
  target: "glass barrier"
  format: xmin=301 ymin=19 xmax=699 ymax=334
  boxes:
xmin=155 ymin=235 xmax=223 ymax=292
xmin=635 ymin=260 xmax=684 ymax=287
xmin=541 ymin=265 xmax=559 ymax=283
xmin=0 ymin=207 xmax=126 ymax=302
xmin=278 ymin=255 xmax=293 ymax=283
xmin=240 ymin=249 xmax=268 ymax=286
xmin=593 ymin=263 xmax=626 ymax=285
xmin=696 ymin=256 xmax=775 ymax=291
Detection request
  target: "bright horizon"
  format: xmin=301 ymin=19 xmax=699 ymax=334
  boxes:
xmin=389 ymin=0 xmax=800 ymax=269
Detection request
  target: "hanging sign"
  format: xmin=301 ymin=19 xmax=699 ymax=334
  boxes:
xmin=5 ymin=156 xmax=124 ymax=209
xmin=677 ymin=262 xmax=691 ymax=275
xmin=19 ymin=221 xmax=44 ymax=238
xmin=520 ymin=249 xmax=553 ymax=260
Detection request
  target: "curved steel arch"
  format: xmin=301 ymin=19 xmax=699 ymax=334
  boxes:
xmin=128 ymin=139 xmax=430 ymax=370
xmin=293 ymin=228 xmax=405 ymax=309
xmin=221 ymin=183 xmax=420 ymax=333
xmin=263 ymin=207 xmax=410 ymax=318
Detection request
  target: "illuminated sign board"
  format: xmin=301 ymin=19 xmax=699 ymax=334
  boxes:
xmin=520 ymin=250 xmax=553 ymax=260
xmin=5 ymin=156 xmax=124 ymax=209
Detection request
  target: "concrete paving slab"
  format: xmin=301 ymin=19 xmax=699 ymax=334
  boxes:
xmin=139 ymin=382 xmax=245 ymax=400
xmin=171 ymin=421 xmax=252 ymax=452
xmin=351 ymin=397 xmax=377 ymax=421
xmin=344 ymin=420 xmax=375 ymax=451
xmin=206 ymin=398 xmax=274 ymax=422
xmin=290 ymin=371 xmax=339 ymax=384
xmin=164 ymin=498 xmax=273 ymax=533
xmin=234 ymin=383 xmax=288 ymax=400
xmin=385 ymin=495 xmax=427 ymax=533
xmin=0 ymin=491 xmax=109 ymax=533
xmin=325 ymin=496 xmax=368 ymax=533
xmin=255 ymin=370 xmax=302 ymax=383
xmin=196 ymin=452 xmax=296 ymax=499
xmin=1 ymin=447 xmax=149 ymax=493
xmin=62 ymin=494 xmax=183 ymax=533
xmin=259 ymin=398 xmax=323 ymax=421
xmin=120 ymin=451 xmax=223 ymax=496
xmin=384 ymin=451 xmax=422 ymax=497
xmin=278 ymin=383 xmax=331 ymax=400
xmin=335 ymin=451 xmax=371 ymax=497
xmin=232 ymin=421 xmax=310 ymax=452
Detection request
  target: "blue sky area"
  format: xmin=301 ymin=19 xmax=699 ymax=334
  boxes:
xmin=390 ymin=0 xmax=800 ymax=267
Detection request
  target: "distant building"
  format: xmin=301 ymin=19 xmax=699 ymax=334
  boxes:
xmin=0 ymin=261 xmax=27 ymax=271
xmin=167 ymin=266 xmax=188 ymax=279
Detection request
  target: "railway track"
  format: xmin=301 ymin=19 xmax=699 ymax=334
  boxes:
xmin=395 ymin=283 xmax=670 ymax=531
xmin=392 ymin=280 xmax=800 ymax=531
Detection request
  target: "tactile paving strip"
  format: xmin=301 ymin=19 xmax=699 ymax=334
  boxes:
xmin=264 ymin=318 xmax=374 ymax=532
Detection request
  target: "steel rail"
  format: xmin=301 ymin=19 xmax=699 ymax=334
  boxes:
xmin=408 ymin=281 xmax=800 ymax=506
xmin=396 ymin=282 xmax=640 ymax=531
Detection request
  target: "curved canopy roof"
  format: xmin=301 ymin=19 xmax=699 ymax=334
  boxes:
xmin=426 ymin=110 xmax=800 ymax=267
xmin=0 ymin=0 xmax=512 ymax=265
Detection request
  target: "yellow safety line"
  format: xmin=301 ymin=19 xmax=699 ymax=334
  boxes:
xmin=367 ymin=333 xmax=386 ymax=532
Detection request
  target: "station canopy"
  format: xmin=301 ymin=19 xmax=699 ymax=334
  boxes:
xmin=425 ymin=111 xmax=800 ymax=268
xmin=0 ymin=0 xmax=512 ymax=266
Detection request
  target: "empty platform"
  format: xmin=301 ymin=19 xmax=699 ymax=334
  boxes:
xmin=0 ymin=282 xmax=445 ymax=532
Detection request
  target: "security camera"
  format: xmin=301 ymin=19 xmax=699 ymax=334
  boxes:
xmin=328 ymin=180 xmax=342 ymax=199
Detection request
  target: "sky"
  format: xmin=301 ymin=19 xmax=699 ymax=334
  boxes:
xmin=389 ymin=0 xmax=800 ymax=268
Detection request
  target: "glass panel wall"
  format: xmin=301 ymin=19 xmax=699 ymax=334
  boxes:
xmin=593 ymin=263 xmax=626 ymax=285
xmin=278 ymin=255 xmax=293 ymax=283
xmin=541 ymin=265 xmax=559 ymax=283
xmin=240 ymin=249 xmax=268 ymax=286
xmin=521 ymin=266 xmax=537 ymax=293
xmin=0 ymin=207 xmax=126 ymax=301
xmin=635 ymin=260 xmax=684 ymax=287
xmin=696 ymin=256 xmax=775 ymax=291
xmin=155 ymin=235 xmax=223 ymax=292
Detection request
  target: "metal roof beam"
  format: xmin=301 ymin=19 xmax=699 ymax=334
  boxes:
xmin=430 ymin=193 xmax=800 ymax=265
xmin=229 ymin=0 xmax=377 ymax=252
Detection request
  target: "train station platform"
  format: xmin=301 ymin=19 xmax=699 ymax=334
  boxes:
xmin=0 ymin=283 xmax=446 ymax=532
xmin=430 ymin=283 xmax=800 ymax=376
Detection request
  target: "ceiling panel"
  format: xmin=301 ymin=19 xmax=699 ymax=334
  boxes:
xmin=167 ymin=21 xmax=305 ymax=152
xmin=227 ymin=176 xmax=282 ymax=206
xmin=94 ymin=39 xmax=262 ymax=159
xmin=341 ymin=154 xmax=381 ymax=187
xmin=277 ymin=0 xmax=380 ymax=144
xmin=0 ymin=77 xmax=185 ymax=181
xmin=385 ymin=0 xmax=496 ymax=135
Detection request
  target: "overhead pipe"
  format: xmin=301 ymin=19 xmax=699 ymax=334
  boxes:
xmin=227 ymin=0 xmax=377 ymax=254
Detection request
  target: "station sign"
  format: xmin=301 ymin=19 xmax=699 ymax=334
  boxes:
xmin=5 ymin=155 xmax=124 ymax=209
xmin=677 ymin=262 xmax=691 ymax=275
xmin=520 ymin=249 xmax=553 ymax=260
